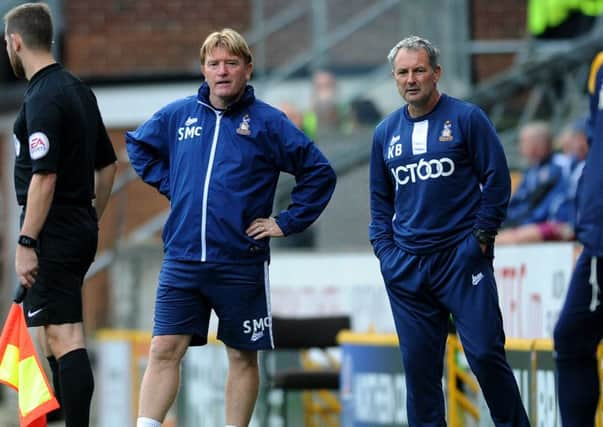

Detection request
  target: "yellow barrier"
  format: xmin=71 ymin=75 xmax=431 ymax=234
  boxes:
xmin=446 ymin=335 xmax=479 ymax=426
xmin=299 ymin=350 xmax=341 ymax=427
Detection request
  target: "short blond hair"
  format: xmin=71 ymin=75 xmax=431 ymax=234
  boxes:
xmin=200 ymin=28 xmax=253 ymax=65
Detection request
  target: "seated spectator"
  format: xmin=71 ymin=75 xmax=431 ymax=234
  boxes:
xmin=550 ymin=118 xmax=589 ymax=224
xmin=503 ymin=121 xmax=566 ymax=229
xmin=497 ymin=119 xmax=589 ymax=244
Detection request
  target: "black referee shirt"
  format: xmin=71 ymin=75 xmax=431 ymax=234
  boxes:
xmin=13 ymin=63 xmax=117 ymax=206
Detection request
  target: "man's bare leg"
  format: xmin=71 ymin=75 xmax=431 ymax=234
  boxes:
xmin=224 ymin=346 xmax=259 ymax=427
xmin=137 ymin=335 xmax=191 ymax=423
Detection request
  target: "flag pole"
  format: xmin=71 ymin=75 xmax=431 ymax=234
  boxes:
xmin=14 ymin=286 xmax=26 ymax=304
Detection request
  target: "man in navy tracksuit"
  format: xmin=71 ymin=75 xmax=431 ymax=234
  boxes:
xmin=369 ymin=35 xmax=530 ymax=426
xmin=126 ymin=29 xmax=336 ymax=427
xmin=554 ymin=51 xmax=603 ymax=427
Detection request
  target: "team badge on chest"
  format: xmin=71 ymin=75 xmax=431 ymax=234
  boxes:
xmin=236 ymin=114 xmax=251 ymax=135
xmin=439 ymin=120 xmax=453 ymax=142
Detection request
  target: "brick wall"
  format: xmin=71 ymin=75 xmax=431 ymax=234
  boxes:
xmin=471 ymin=0 xmax=528 ymax=81
xmin=63 ymin=1 xmax=527 ymax=81
xmin=64 ymin=0 xmax=250 ymax=76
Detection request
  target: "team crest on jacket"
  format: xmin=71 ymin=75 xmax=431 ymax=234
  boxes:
xmin=236 ymin=114 xmax=251 ymax=135
xmin=439 ymin=120 xmax=453 ymax=142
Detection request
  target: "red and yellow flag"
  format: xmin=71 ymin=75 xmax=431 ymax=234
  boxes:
xmin=0 ymin=303 xmax=59 ymax=427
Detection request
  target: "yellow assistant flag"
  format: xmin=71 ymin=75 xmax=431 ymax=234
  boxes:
xmin=0 ymin=301 xmax=59 ymax=427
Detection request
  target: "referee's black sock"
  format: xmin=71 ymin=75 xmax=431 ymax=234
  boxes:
xmin=58 ymin=348 xmax=94 ymax=427
xmin=46 ymin=356 xmax=63 ymax=421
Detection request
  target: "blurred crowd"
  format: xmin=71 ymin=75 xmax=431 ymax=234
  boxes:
xmin=497 ymin=118 xmax=589 ymax=245
xmin=278 ymin=69 xmax=383 ymax=142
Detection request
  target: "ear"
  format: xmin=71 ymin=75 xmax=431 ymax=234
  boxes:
xmin=8 ymin=33 xmax=22 ymax=52
xmin=245 ymin=61 xmax=253 ymax=81
xmin=433 ymin=64 xmax=442 ymax=83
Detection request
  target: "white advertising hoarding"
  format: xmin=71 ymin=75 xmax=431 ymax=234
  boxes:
xmin=269 ymin=243 xmax=578 ymax=339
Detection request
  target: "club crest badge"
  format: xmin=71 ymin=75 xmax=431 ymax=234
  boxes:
xmin=236 ymin=114 xmax=251 ymax=135
xmin=439 ymin=120 xmax=453 ymax=142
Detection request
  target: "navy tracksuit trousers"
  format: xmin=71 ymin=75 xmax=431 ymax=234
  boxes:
xmin=554 ymin=250 xmax=603 ymax=427
xmin=379 ymin=233 xmax=530 ymax=426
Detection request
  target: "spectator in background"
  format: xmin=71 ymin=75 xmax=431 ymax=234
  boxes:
xmin=278 ymin=102 xmax=304 ymax=129
xmin=276 ymin=101 xmax=318 ymax=248
xmin=554 ymin=50 xmax=603 ymax=427
xmin=343 ymin=96 xmax=382 ymax=134
xmin=502 ymin=121 xmax=566 ymax=228
xmin=551 ymin=118 xmax=589 ymax=224
xmin=529 ymin=0 xmax=603 ymax=39
xmin=303 ymin=69 xmax=343 ymax=138
xmin=497 ymin=119 xmax=589 ymax=244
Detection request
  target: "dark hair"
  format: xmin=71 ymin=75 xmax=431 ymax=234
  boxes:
xmin=4 ymin=3 xmax=53 ymax=52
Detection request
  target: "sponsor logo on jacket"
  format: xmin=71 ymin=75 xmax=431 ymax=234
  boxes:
xmin=390 ymin=157 xmax=455 ymax=189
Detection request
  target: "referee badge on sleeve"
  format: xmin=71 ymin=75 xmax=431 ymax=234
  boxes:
xmin=28 ymin=132 xmax=50 ymax=160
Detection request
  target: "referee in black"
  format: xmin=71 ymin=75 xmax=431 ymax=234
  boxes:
xmin=4 ymin=3 xmax=117 ymax=426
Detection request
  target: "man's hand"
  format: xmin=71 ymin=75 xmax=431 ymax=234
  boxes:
xmin=246 ymin=217 xmax=284 ymax=240
xmin=16 ymin=246 xmax=39 ymax=287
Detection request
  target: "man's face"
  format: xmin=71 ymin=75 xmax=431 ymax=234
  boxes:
xmin=392 ymin=48 xmax=440 ymax=112
xmin=4 ymin=30 xmax=25 ymax=79
xmin=201 ymin=46 xmax=252 ymax=109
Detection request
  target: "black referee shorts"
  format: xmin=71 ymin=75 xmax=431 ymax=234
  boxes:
xmin=22 ymin=205 xmax=98 ymax=327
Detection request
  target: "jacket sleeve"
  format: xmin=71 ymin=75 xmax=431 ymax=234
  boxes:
xmin=368 ymin=125 xmax=396 ymax=258
xmin=465 ymin=107 xmax=511 ymax=232
xmin=271 ymin=115 xmax=336 ymax=235
xmin=125 ymin=110 xmax=171 ymax=199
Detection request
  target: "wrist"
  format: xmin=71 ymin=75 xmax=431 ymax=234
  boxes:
xmin=18 ymin=234 xmax=37 ymax=249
